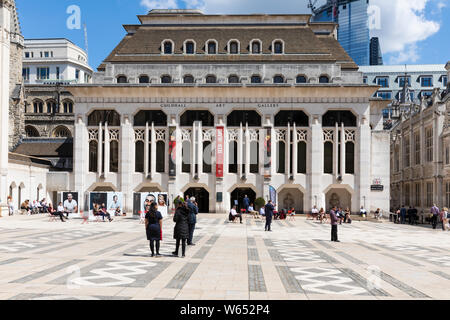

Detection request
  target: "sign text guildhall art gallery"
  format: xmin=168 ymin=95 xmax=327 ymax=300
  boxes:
xmin=6 ymin=9 xmax=391 ymax=214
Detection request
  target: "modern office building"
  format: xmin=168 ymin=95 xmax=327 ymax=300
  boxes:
xmin=370 ymin=37 xmax=383 ymax=66
xmin=313 ymin=0 xmax=371 ymax=66
xmin=22 ymin=38 xmax=93 ymax=84
xmin=390 ymin=62 xmax=450 ymax=213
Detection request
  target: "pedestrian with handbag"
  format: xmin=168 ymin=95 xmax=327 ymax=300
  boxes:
xmin=431 ymin=204 xmax=440 ymax=229
xmin=172 ymin=200 xmax=189 ymax=258
xmin=145 ymin=202 xmax=163 ymax=257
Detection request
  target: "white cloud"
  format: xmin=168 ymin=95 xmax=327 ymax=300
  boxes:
xmin=140 ymin=0 xmax=178 ymax=10
xmin=370 ymin=0 xmax=441 ymax=60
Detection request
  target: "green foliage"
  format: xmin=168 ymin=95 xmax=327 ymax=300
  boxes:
xmin=255 ymin=197 xmax=266 ymax=210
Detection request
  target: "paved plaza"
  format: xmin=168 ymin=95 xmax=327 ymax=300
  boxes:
xmin=0 ymin=214 xmax=449 ymax=300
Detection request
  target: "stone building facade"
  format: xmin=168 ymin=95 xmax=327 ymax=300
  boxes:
xmin=390 ymin=62 xmax=450 ymax=213
xmin=66 ymin=9 xmax=390 ymax=214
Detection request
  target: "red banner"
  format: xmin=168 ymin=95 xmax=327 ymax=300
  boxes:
xmin=216 ymin=127 xmax=224 ymax=177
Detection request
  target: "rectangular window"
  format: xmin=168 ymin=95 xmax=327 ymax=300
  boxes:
xmin=446 ymin=145 xmax=450 ymax=165
xmin=426 ymin=182 xmax=433 ymax=207
xmin=75 ymin=69 xmax=80 ymax=80
xmin=399 ymin=76 xmax=411 ymax=87
xmin=56 ymin=67 xmax=60 ymax=80
xmin=36 ymin=67 xmax=50 ymax=80
xmin=426 ymin=127 xmax=433 ymax=162
xmin=421 ymin=91 xmax=433 ymax=99
xmin=405 ymin=184 xmax=410 ymax=206
xmin=377 ymin=91 xmax=392 ymax=100
xmin=447 ymin=182 xmax=450 ymax=208
xmin=414 ymin=132 xmax=420 ymax=165
xmin=22 ymin=67 xmax=30 ymax=81
xmin=363 ymin=77 xmax=367 ymax=84
xmin=443 ymin=76 xmax=448 ymax=87
xmin=394 ymin=146 xmax=399 ymax=172
xmin=404 ymin=136 xmax=410 ymax=168
xmin=415 ymin=183 xmax=421 ymax=207
xmin=44 ymin=51 xmax=49 ymax=58
xmin=421 ymin=76 xmax=433 ymax=87
xmin=24 ymin=52 xmax=30 ymax=58
xmin=377 ymin=77 xmax=389 ymax=88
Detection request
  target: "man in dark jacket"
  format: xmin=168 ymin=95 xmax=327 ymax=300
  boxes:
xmin=400 ymin=205 xmax=407 ymax=224
xmin=431 ymin=204 xmax=440 ymax=229
xmin=407 ymin=206 xmax=414 ymax=225
xmin=187 ymin=197 xmax=198 ymax=245
xmin=173 ymin=202 xmax=190 ymax=257
xmin=264 ymin=200 xmax=274 ymax=231
xmin=243 ymin=195 xmax=250 ymax=213
xmin=330 ymin=206 xmax=339 ymax=242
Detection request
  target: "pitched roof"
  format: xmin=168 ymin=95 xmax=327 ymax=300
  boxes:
xmin=12 ymin=139 xmax=73 ymax=158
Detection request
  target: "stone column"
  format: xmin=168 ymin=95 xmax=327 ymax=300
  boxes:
xmin=309 ymin=116 xmax=323 ymax=210
xmin=120 ymin=116 xmax=133 ymax=212
xmin=197 ymin=121 xmax=203 ymax=176
xmin=239 ymin=123 xmax=243 ymax=177
xmin=245 ymin=123 xmax=250 ymax=176
xmin=151 ymin=123 xmax=156 ymax=177
xmin=287 ymin=123 xmax=291 ymax=176
xmin=104 ymin=122 xmax=110 ymax=178
xmin=359 ymin=118 xmax=371 ymax=211
xmin=334 ymin=123 xmax=338 ymax=175
xmin=144 ymin=122 xmax=149 ymax=177
xmin=191 ymin=123 xmax=196 ymax=178
xmin=293 ymin=123 xmax=298 ymax=176
xmin=74 ymin=116 xmax=88 ymax=210
xmin=98 ymin=123 xmax=103 ymax=176
xmin=224 ymin=126 xmax=229 ymax=175
xmin=340 ymin=123 xmax=345 ymax=176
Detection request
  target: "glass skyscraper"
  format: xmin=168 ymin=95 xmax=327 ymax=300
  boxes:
xmin=313 ymin=0 xmax=371 ymax=66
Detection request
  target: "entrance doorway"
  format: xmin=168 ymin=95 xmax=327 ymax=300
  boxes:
xmin=230 ymin=188 xmax=256 ymax=212
xmin=325 ymin=188 xmax=352 ymax=212
xmin=184 ymin=188 xmax=209 ymax=213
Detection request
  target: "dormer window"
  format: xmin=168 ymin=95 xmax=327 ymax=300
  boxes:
xmin=184 ymin=40 xmax=196 ymax=54
xmin=228 ymin=75 xmax=240 ymax=83
xmin=206 ymin=75 xmax=217 ymax=84
xmin=319 ymin=75 xmax=330 ymax=83
xmin=206 ymin=40 xmax=217 ymax=54
xmin=162 ymin=40 xmax=174 ymax=54
xmin=250 ymin=40 xmax=262 ymax=54
xmin=251 ymin=75 xmax=262 ymax=84
xmin=273 ymin=75 xmax=285 ymax=84
xmin=139 ymin=75 xmax=150 ymax=84
xmin=228 ymin=40 xmax=240 ymax=54
xmin=117 ymin=75 xmax=127 ymax=83
xmin=296 ymin=75 xmax=307 ymax=83
xmin=183 ymin=75 xmax=194 ymax=83
xmin=273 ymin=40 xmax=284 ymax=54
xmin=161 ymin=75 xmax=172 ymax=84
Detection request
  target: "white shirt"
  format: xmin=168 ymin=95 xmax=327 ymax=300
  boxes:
xmin=311 ymin=208 xmax=319 ymax=214
xmin=57 ymin=205 xmax=64 ymax=212
xmin=248 ymin=206 xmax=254 ymax=212
xmin=109 ymin=201 xmax=121 ymax=210
xmin=63 ymin=199 xmax=77 ymax=213
xmin=231 ymin=208 xmax=238 ymax=216
xmin=259 ymin=207 xmax=265 ymax=215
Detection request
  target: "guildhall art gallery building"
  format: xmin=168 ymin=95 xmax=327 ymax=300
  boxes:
xmin=31 ymin=10 xmax=391 ymax=214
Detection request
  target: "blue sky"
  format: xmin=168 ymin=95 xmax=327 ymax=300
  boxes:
xmin=17 ymin=0 xmax=450 ymax=70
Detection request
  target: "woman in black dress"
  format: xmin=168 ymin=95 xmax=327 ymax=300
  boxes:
xmin=145 ymin=202 xmax=163 ymax=257
xmin=172 ymin=201 xmax=190 ymax=258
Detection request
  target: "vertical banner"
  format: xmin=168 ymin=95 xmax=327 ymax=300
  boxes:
xmin=269 ymin=185 xmax=277 ymax=205
xmin=216 ymin=126 xmax=224 ymax=178
xmin=264 ymin=127 xmax=272 ymax=177
xmin=168 ymin=127 xmax=176 ymax=177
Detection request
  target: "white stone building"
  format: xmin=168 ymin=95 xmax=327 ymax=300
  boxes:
xmin=390 ymin=62 xmax=450 ymax=213
xmin=22 ymin=38 xmax=93 ymax=84
xmin=64 ymin=9 xmax=390 ymax=214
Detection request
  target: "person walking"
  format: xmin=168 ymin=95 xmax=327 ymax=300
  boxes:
xmin=145 ymin=202 xmax=163 ymax=257
xmin=242 ymin=195 xmax=250 ymax=213
xmin=187 ymin=197 xmax=198 ymax=246
xmin=330 ymin=206 xmax=339 ymax=242
xmin=172 ymin=201 xmax=189 ymax=258
xmin=440 ymin=208 xmax=448 ymax=231
xmin=400 ymin=205 xmax=406 ymax=224
xmin=7 ymin=196 xmax=14 ymax=216
xmin=264 ymin=200 xmax=274 ymax=231
xmin=431 ymin=204 xmax=440 ymax=229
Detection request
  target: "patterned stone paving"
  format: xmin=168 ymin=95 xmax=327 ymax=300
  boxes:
xmin=0 ymin=213 xmax=449 ymax=300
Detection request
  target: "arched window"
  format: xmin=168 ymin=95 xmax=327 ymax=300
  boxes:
xmin=324 ymin=141 xmax=333 ymax=174
xmin=135 ymin=141 xmax=144 ymax=173
xmin=206 ymin=75 xmax=217 ymax=84
xmin=322 ymin=111 xmax=357 ymax=127
xmin=250 ymin=141 xmax=259 ymax=173
xmin=297 ymin=141 xmax=307 ymax=174
xmin=229 ymin=141 xmax=238 ymax=173
xmin=89 ymin=141 xmax=98 ymax=172
xmin=184 ymin=40 xmax=195 ymax=54
xmin=182 ymin=141 xmax=191 ymax=173
xmin=156 ymin=141 xmax=165 ymax=173
xmin=345 ymin=142 xmax=355 ymax=174
xmin=277 ymin=141 xmax=286 ymax=173
xmin=206 ymin=41 xmax=217 ymax=54
xmin=110 ymin=140 xmax=119 ymax=173
xmin=163 ymin=40 xmax=173 ymax=54
xmin=273 ymin=40 xmax=284 ymax=54
xmin=25 ymin=126 xmax=39 ymax=137
xmin=227 ymin=111 xmax=261 ymax=127
xmin=139 ymin=75 xmax=149 ymax=84
xmin=251 ymin=75 xmax=262 ymax=84
xmin=228 ymin=75 xmax=239 ymax=84
xmin=274 ymin=111 xmax=309 ymax=127
xmin=63 ymin=101 xmax=73 ymax=113
xmin=33 ymin=100 xmax=43 ymax=113
xmin=203 ymin=141 xmax=212 ymax=173
xmin=161 ymin=75 xmax=172 ymax=84
xmin=134 ymin=110 xmax=167 ymax=127
xmin=180 ymin=110 xmax=214 ymax=127
xmin=319 ymin=75 xmax=330 ymax=83
xmin=47 ymin=100 xmax=57 ymax=113
xmin=296 ymin=75 xmax=307 ymax=83
xmin=117 ymin=75 xmax=127 ymax=83
xmin=228 ymin=40 xmax=239 ymax=54
xmin=88 ymin=110 xmax=121 ymax=126
xmin=183 ymin=75 xmax=194 ymax=84
xmin=273 ymin=75 xmax=285 ymax=84
xmin=52 ymin=126 xmax=72 ymax=138
xmin=251 ymin=40 xmax=261 ymax=54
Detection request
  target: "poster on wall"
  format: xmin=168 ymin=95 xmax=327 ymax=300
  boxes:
xmin=216 ymin=126 xmax=224 ymax=178
xmin=133 ymin=192 xmax=169 ymax=218
xmin=58 ymin=192 xmax=79 ymax=217
xmin=107 ymin=192 xmax=123 ymax=215
xmin=89 ymin=192 xmax=108 ymax=211
xmin=168 ymin=127 xmax=176 ymax=177
xmin=264 ymin=128 xmax=272 ymax=177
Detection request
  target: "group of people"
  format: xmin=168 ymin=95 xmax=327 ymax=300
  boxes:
xmin=145 ymin=195 xmax=198 ymax=258
xmin=309 ymin=205 xmax=352 ymax=224
xmin=92 ymin=203 xmax=114 ymax=222
xmin=395 ymin=204 xmax=449 ymax=230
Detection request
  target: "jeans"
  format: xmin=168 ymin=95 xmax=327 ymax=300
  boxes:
xmin=331 ymin=225 xmax=338 ymax=241
xmin=175 ymin=238 xmax=187 ymax=256
xmin=431 ymin=215 xmax=438 ymax=229
xmin=265 ymin=217 xmax=272 ymax=231
xmin=149 ymin=240 xmax=160 ymax=255
xmin=53 ymin=212 xmax=66 ymax=221
xmin=188 ymin=223 xmax=196 ymax=244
